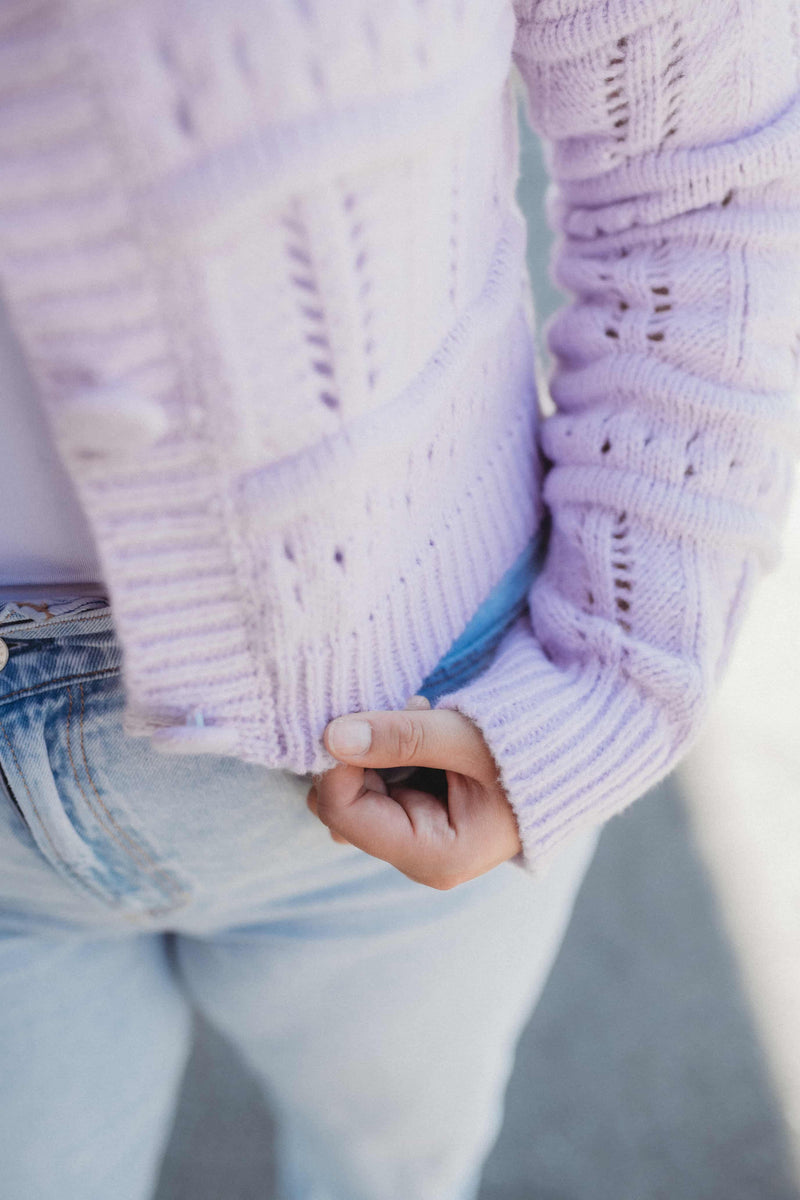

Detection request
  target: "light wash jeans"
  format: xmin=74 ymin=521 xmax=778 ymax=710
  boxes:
xmin=0 ymin=546 xmax=598 ymax=1200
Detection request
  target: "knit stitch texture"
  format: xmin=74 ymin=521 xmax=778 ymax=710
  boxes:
xmin=1 ymin=0 xmax=799 ymax=874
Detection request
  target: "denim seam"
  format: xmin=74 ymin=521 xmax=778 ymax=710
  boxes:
xmin=0 ymin=609 xmax=111 ymax=632
xmin=0 ymin=667 xmax=120 ymax=709
xmin=0 ymin=669 xmax=187 ymax=920
xmin=0 ymin=717 xmax=122 ymax=913
xmin=66 ymin=682 xmax=189 ymax=908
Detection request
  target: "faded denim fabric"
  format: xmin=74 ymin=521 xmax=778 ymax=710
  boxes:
xmin=0 ymin=547 xmax=597 ymax=1200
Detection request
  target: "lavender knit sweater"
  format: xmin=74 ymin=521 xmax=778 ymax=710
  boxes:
xmin=1 ymin=0 xmax=799 ymax=874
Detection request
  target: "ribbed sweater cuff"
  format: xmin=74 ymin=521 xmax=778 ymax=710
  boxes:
xmin=433 ymin=613 xmax=676 ymax=877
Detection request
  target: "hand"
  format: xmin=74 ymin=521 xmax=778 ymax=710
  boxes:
xmin=306 ymin=696 xmax=523 ymax=889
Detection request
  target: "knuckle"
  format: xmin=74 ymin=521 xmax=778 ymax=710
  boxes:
xmin=394 ymin=714 xmax=424 ymax=762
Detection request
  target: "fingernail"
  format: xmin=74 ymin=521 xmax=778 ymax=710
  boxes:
xmin=328 ymin=717 xmax=372 ymax=757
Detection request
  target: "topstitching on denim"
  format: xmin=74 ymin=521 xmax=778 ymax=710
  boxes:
xmin=0 ymin=716 xmax=116 ymax=911
xmin=0 ymin=667 xmax=120 ymax=711
xmin=0 ymin=596 xmax=191 ymax=918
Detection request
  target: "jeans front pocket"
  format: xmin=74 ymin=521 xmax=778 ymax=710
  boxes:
xmin=0 ymin=669 xmax=191 ymax=922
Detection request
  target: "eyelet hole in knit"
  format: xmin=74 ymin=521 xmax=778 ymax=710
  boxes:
xmin=282 ymin=200 xmax=344 ymax=414
xmin=684 ymin=433 xmax=700 ymax=480
xmin=645 ymin=253 xmax=671 ymax=343
xmin=605 ymin=37 xmax=629 ymax=157
xmin=174 ymin=96 xmax=195 ymax=137
xmin=343 ymin=189 xmax=378 ymax=392
xmin=611 ymin=512 xmax=633 ymax=634
xmin=658 ymin=20 xmax=685 ymax=151
xmin=232 ymin=30 xmax=253 ymax=79
xmin=156 ymin=37 xmax=208 ymax=142
xmin=308 ymin=58 xmax=326 ymax=95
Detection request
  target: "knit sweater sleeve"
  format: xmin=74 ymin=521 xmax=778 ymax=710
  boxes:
xmin=432 ymin=0 xmax=800 ymax=874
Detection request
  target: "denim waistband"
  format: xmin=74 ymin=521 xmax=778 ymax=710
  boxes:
xmin=0 ymin=591 xmax=112 ymax=639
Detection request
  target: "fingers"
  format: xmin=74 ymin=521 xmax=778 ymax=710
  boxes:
xmin=379 ymin=694 xmax=432 ymax=783
xmin=307 ymin=692 xmax=513 ymax=885
xmin=308 ymin=762 xmax=462 ymax=885
xmin=312 ymin=762 xmax=419 ymax=861
xmin=307 ymin=784 xmax=350 ymax=843
xmin=323 ymin=706 xmax=497 ymax=783
xmin=307 ymin=763 xmax=521 ymax=888
xmin=389 ymin=784 xmax=455 ymax=850
xmin=307 ymin=783 xmax=350 ymax=842
xmin=306 ymin=767 xmax=387 ymax=846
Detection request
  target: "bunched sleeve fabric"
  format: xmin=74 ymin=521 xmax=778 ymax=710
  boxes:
xmin=432 ymin=0 xmax=800 ymax=875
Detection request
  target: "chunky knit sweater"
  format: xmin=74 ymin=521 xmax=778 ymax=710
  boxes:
xmin=1 ymin=0 xmax=799 ymax=874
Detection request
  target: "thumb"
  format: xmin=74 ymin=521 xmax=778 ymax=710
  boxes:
xmin=323 ymin=703 xmax=496 ymax=783
xmin=381 ymin=695 xmax=431 ymax=785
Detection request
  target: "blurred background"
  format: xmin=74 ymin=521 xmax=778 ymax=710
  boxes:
xmin=153 ymin=96 xmax=800 ymax=1200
